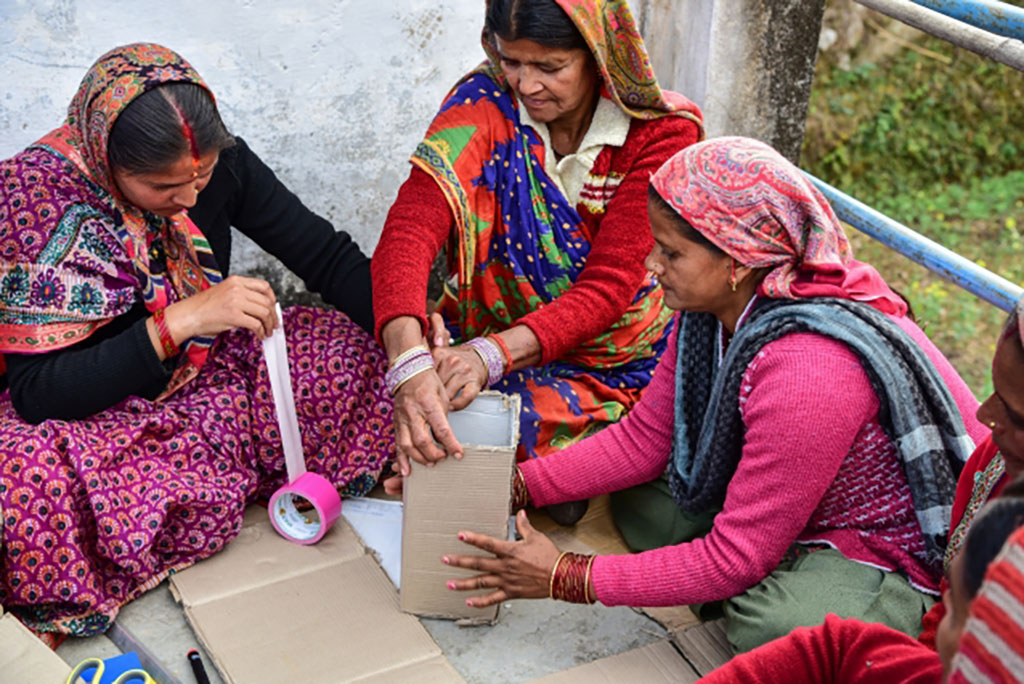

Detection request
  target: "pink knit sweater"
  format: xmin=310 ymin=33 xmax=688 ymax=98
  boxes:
xmin=520 ymin=311 xmax=986 ymax=607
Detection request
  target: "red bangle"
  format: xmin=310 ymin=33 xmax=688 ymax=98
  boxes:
xmin=152 ymin=307 xmax=180 ymax=358
xmin=550 ymin=552 xmax=594 ymax=604
xmin=487 ymin=334 xmax=513 ymax=374
xmin=512 ymin=466 xmax=530 ymax=511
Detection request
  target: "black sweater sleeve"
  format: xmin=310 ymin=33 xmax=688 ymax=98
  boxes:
xmin=200 ymin=138 xmax=375 ymax=333
xmin=5 ymin=302 xmax=172 ymax=423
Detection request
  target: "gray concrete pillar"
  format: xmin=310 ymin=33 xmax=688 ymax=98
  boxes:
xmin=637 ymin=0 xmax=827 ymax=162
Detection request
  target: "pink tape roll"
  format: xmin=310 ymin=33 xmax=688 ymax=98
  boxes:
xmin=268 ymin=472 xmax=342 ymax=545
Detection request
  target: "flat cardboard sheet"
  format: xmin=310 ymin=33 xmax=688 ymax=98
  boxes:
xmin=527 ymin=640 xmax=699 ymax=683
xmin=0 ymin=608 xmax=70 ymax=683
xmin=169 ymin=507 xmax=463 ymax=683
xmin=672 ymin=618 xmax=733 ymax=676
xmin=401 ymin=392 xmax=519 ymax=622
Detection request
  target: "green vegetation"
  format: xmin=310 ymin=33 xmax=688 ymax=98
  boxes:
xmin=801 ymin=10 xmax=1024 ymax=397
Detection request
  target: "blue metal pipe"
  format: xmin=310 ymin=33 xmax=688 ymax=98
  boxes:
xmin=910 ymin=0 xmax=1024 ymax=39
xmin=805 ymin=173 xmax=1023 ymax=313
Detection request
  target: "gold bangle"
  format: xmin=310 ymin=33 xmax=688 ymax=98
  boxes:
xmin=549 ymin=551 xmax=568 ymax=599
xmin=583 ymin=555 xmax=596 ymax=604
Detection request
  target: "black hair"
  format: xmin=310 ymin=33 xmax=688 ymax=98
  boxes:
xmin=647 ymin=184 xmax=726 ymax=256
xmin=485 ymin=0 xmax=589 ymax=51
xmin=1001 ymin=473 xmax=1024 ymax=500
xmin=962 ymin=496 xmax=1024 ymax=600
xmin=108 ymin=82 xmax=235 ymax=175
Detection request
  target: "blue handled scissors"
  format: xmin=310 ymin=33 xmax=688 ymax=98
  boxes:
xmin=66 ymin=657 xmax=157 ymax=684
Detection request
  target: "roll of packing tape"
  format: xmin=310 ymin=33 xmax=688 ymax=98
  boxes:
xmin=268 ymin=471 xmax=342 ymax=545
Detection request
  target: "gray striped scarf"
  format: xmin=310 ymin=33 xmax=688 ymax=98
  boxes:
xmin=669 ymin=297 xmax=975 ymax=570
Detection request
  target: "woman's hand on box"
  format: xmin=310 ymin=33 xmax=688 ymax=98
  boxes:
xmin=383 ymin=315 xmax=463 ymax=474
xmin=392 ymin=369 xmax=463 ymax=475
xmin=443 ymin=510 xmax=560 ymax=606
xmin=426 ymin=311 xmax=451 ymax=349
xmin=432 ymin=345 xmax=488 ymax=410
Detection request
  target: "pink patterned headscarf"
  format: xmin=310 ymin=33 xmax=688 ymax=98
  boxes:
xmin=651 ymin=136 xmax=906 ymax=314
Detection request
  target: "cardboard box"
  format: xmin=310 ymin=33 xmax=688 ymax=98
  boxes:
xmin=400 ymin=392 xmax=520 ymax=623
xmin=0 ymin=606 xmax=71 ymax=683
xmin=170 ymin=508 xmax=463 ymax=683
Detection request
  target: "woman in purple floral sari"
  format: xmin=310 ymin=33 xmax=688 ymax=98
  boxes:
xmin=0 ymin=43 xmax=393 ymax=636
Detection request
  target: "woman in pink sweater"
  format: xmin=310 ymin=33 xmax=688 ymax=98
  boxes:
xmin=443 ymin=137 xmax=986 ymax=652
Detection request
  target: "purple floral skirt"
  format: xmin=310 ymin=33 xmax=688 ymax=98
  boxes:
xmin=0 ymin=306 xmax=393 ymax=635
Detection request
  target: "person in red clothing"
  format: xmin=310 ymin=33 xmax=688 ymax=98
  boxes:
xmin=372 ymin=0 xmax=702 ymax=523
xmin=440 ymin=138 xmax=985 ymax=653
xmin=920 ymin=301 xmax=1024 ymax=648
xmin=948 ymin=488 xmax=1024 ymax=683
xmin=693 ymin=480 xmax=1024 ymax=684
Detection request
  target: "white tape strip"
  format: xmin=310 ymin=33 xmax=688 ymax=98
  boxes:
xmin=261 ymin=303 xmax=306 ymax=481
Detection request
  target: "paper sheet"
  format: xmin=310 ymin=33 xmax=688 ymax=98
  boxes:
xmin=341 ymin=497 xmax=404 ymax=587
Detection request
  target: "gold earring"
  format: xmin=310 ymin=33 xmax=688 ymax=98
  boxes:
xmin=988 ymin=421 xmax=997 ymax=429
xmin=728 ymin=258 xmax=737 ymax=292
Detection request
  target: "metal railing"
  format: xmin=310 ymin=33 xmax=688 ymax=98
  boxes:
xmin=818 ymin=0 xmax=1023 ymax=312
xmin=911 ymin=0 xmax=1024 ymax=38
xmin=856 ymin=0 xmax=1024 ymax=70
xmin=806 ymin=174 xmax=1024 ymax=312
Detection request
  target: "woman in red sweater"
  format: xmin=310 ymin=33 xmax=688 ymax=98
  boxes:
xmin=442 ymin=138 xmax=986 ymax=652
xmin=372 ymin=0 xmax=702 ymax=523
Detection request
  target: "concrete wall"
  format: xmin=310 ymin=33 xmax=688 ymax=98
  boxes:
xmin=0 ymin=0 xmax=483 ymax=301
xmin=638 ymin=0 xmax=827 ymax=163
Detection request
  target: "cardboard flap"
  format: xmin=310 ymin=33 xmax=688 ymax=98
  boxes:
xmin=184 ymin=556 xmax=449 ymax=683
xmin=171 ymin=507 xmax=365 ymax=607
xmin=171 ymin=505 xmax=464 ymax=683
xmin=527 ymin=641 xmax=698 ymax=683
xmin=0 ymin=613 xmax=71 ymax=683
xmin=355 ymin=655 xmax=464 ymax=683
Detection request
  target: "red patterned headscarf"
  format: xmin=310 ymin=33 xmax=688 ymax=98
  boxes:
xmin=47 ymin=43 xmax=211 ymax=195
xmin=480 ymin=0 xmax=703 ymax=127
xmin=651 ymin=136 xmax=906 ymax=314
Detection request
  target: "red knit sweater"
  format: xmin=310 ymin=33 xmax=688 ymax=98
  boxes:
xmin=371 ymin=115 xmax=700 ymax=361
xmin=697 ymin=614 xmax=944 ymax=684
